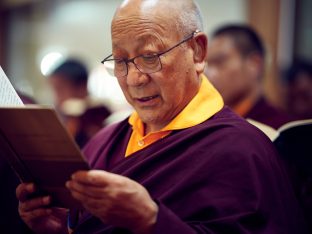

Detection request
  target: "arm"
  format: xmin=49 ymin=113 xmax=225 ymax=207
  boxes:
xmin=66 ymin=151 xmax=305 ymax=234
xmin=16 ymin=183 xmax=69 ymax=234
xmin=66 ymin=170 xmax=257 ymax=234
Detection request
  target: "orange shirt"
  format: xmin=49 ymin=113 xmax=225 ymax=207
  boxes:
xmin=125 ymin=75 xmax=224 ymax=157
xmin=232 ymin=96 xmax=255 ymax=117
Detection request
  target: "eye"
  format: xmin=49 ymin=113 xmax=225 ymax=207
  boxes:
xmin=114 ymin=59 xmax=125 ymax=69
xmin=115 ymin=59 xmax=124 ymax=65
xmin=141 ymin=54 xmax=158 ymax=64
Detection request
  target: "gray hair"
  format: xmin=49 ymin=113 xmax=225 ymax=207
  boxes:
xmin=175 ymin=1 xmax=204 ymax=35
xmin=115 ymin=0 xmax=204 ymax=37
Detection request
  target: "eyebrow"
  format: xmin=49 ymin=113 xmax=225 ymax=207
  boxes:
xmin=112 ymin=34 xmax=166 ymax=56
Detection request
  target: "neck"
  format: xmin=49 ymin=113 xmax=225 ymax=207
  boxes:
xmin=144 ymin=123 xmax=166 ymax=135
xmin=231 ymin=85 xmax=262 ymax=117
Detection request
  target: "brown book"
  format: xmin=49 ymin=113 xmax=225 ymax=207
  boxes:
xmin=0 ymin=106 xmax=89 ymax=209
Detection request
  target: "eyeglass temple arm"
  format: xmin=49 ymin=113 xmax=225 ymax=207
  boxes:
xmin=157 ymin=30 xmax=201 ymax=56
xmin=101 ymin=54 xmax=113 ymax=64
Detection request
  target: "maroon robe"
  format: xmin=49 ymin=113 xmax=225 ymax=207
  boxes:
xmin=73 ymin=107 xmax=307 ymax=233
xmin=245 ymin=98 xmax=295 ymax=129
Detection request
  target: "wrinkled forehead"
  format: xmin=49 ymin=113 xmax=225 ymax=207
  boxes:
xmin=112 ymin=1 xmax=180 ymax=42
xmin=111 ymin=13 xmax=178 ymax=51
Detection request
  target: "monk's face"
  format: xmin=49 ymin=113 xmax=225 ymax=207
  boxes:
xmin=48 ymin=75 xmax=77 ymax=108
xmin=287 ymin=72 xmax=312 ymax=118
xmin=48 ymin=75 xmax=86 ymax=109
xmin=111 ymin=4 xmax=201 ymax=132
xmin=206 ymin=36 xmax=255 ymax=107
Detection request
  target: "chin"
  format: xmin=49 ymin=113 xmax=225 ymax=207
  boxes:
xmin=139 ymin=114 xmax=158 ymax=124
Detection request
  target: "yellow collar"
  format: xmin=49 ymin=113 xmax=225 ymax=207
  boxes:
xmin=125 ymin=75 xmax=224 ymax=157
xmin=129 ymin=75 xmax=224 ymax=133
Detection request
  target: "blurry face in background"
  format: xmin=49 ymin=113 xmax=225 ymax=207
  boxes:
xmin=206 ymin=36 xmax=255 ymax=107
xmin=287 ymin=72 xmax=312 ymax=118
xmin=48 ymin=75 xmax=86 ymax=109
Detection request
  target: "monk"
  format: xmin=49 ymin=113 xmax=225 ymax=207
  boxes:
xmin=16 ymin=0 xmax=308 ymax=233
xmin=47 ymin=59 xmax=111 ymax=147
xmin=205 ymin=25 xmax=294 ymax=129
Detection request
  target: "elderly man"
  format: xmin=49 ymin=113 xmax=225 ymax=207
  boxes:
xmin=17 ymin=0 xmax=307 ymax=233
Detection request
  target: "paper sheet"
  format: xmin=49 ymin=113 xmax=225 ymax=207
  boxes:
xmin=0 ymin=66 xmax=24 ymax=106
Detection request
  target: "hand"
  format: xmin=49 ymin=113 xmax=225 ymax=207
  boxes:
xmin=16 ymin=183 xmax=68 ymax=234
xmin=66 ymin=170 xmax=158 ymax=234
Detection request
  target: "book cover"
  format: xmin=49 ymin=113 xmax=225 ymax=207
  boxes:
xmin=248 ymin=118 xmax=312 ymax=175
xmin=0 ymin=106 xmax=90 ymax=208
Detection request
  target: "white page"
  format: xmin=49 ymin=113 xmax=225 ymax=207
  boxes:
xmin=0 ymin=66 xmax=24 ymax=106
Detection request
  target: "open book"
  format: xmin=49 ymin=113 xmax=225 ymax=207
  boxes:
xmin=248 ymin=118 xmax=312 ymax=175
xmin=0 ymin=66 xmax=89 ymax=209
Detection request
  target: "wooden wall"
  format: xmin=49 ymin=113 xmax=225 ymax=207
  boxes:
xmin=247 ymin=0 xmax=282 ymax=107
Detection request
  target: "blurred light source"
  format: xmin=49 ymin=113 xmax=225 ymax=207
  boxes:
xmin=40 ymin=52 xmax=63 ymax=76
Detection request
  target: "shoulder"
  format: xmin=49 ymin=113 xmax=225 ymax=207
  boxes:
xmin=205 ymin=106 xmax=271 ymax=140
xmin=200 ymin=107 xmax=278 ymax=160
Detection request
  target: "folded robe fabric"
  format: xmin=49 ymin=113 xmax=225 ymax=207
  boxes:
xmin=73 ymin=107 xmax=308 ymax=234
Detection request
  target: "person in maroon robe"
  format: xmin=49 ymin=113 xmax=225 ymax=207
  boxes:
xmin=47 ymin=59 xmax=111 ymax=147
xmin=16 ymin=0 xmax=308 ymax=233
xmin=283 ymin=58 xmax=312 ymax=120
xmin=204 ymin=24 xmax=294 ymax=129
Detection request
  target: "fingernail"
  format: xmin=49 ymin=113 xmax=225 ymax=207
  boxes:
xmin=26 ymin=183 xmax=34 ymax=192
xmin=65 ymin=181 xmax=71 ymax=188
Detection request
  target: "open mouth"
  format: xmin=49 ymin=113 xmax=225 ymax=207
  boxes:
xmin=137 ymin=95 xmax=159 ymax=102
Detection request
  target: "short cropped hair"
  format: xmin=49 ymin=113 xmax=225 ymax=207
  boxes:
xmin=177 ymin=1 xmax=204 ymax=35
xmin=212 ymin=24 xmax=265 ymax=58
xmin=50 ymin=59 xmax=88 ymax=86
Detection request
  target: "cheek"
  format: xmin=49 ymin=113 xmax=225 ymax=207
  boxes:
xmin=223 ymin=65 xmax=248 ymax=93
xmin=224 ymin=62 xmax=243 ymax=79
xmin=159 ymin=68 xmax=185 ymax=95
xmin=161 ymin=71 xmax=195 ymax=106
xmin=117 ymin=79 xmax=130 ymax=98
xmin=55 ymin=87 xmax=69 ymax=99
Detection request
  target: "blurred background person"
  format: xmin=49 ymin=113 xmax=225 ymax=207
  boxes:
xmin=47 ymin=59 xmax=111 ymax=147
xmin=204 ymin=24 xmax=294 ymax=129
xmin=283 ymin=58 xmax=312 ymax=120
xmin=282 ymin=58 xmax=312 ymax=231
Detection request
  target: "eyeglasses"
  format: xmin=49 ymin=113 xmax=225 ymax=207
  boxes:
xmin=101 ymin=30 xmax=200 ymax=77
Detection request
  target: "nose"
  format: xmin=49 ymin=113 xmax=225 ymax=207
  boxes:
xmin=126 ymin=62 xmax=149 ymax=87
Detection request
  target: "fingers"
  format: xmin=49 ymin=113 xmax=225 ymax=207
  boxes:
xmin=19 ymin=196 xmax=51 ymax=213
xmin=66 ymin=180 xmax=106 ymax=199
xmin=67 ymin=170 xmax=158 ymax=232
xmin=67 ymin=183 xmax=109 ymax=211
xmin=20 ymin=207 xmax=52 ymax=220
xmin=16 ymin=183 xmax=35 ymax=202
xmin=18 ymin=195 xmax=52 ymax=225
xmin=71 ymin=170 xmax=116 ymax=186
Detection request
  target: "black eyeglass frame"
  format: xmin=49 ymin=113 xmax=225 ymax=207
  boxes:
xmin=101 ymin=29 xmax=201 ymax=77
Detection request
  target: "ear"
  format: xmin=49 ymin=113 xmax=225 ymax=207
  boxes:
xmin=191 ymin=32 xmax=208 ymax=74
xmin=246 ymin=53 xmax=264 ymax=81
